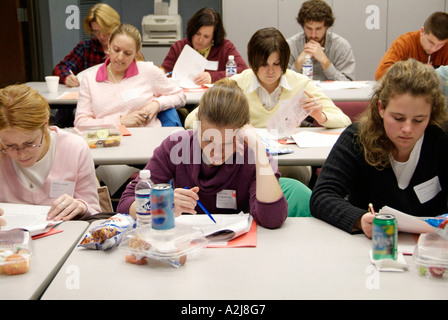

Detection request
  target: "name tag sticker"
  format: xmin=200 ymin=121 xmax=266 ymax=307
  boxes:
xmin=50 ymin=181 xmax=76 ymax=199
xmin=413 ymin=176 xmax=441 ymax=204
xmin=206 ymin=60 xmax=219 ymax=71
xmin=121 ymin=89 xmax=140 ymax=102
xmin=216 ymin=189 xmax=237 ymax=209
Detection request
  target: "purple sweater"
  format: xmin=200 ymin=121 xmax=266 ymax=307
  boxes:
xmin=117 ymin=130 xmax=287 ymax=229
xmin=161 ymin=38 xmax=248 ymax=83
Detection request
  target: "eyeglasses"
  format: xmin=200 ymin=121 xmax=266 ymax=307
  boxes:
xmin=0 ymin=131 xmax=44 ymax=155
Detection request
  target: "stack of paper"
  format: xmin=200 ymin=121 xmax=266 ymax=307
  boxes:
xmin=1 ymin=203 xmax=62 ymax=236
xmin=292 ymin=131 xmax=340 ymax=148
xmin=317 ymin=81 xmax=370 ymax=90
xmin=175 ymin=212 xmax=256 ymax=247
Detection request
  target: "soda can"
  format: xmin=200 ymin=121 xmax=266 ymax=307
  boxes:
xmin=372 ymin=214 xmax=398 ymax=260
xmin=150 ymin=184 xmax=175 ymax=231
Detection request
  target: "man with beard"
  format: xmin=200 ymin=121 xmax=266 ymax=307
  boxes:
xmin=287 ymin=0 xmax=356 ymax=81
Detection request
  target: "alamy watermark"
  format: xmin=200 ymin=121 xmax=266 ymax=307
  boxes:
xmin=64 ymin=5 xmax=381 ymax=31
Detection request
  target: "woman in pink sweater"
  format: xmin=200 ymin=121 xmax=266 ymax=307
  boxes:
xmin=75 ymin=23 xmax=185 ymax=128
xmin=0 ymin=85 xmax=100 ymax=222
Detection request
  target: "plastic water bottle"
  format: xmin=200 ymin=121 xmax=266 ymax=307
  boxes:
xmin=226 ymin=55 xmax=237 ymax=78
xmin=135 ymin=170 xmax=154 ymax=227
xmin=302 ymin=54 xmax=313 ymax=80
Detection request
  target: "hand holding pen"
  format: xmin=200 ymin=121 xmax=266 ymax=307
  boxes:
xmin=65 ymin=68 xmax=80 ymax=87
xmin=173 ymin=187 xmax=216 ymax=223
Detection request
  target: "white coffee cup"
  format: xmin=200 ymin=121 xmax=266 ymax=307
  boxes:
xmin=45 ymin=76 xmax=59 ymax=94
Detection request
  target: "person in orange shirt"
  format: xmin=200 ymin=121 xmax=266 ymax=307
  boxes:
xmin=375 ymin=11 xmax=448 ymax=80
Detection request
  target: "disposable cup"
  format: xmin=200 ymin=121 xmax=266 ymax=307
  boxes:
xmin=45 ymin=76 xmax=59 ymax=94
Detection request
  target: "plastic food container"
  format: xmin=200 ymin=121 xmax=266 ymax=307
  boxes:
xmin=0 ymin=229 xmax=32 ymax=276
xmin=74 ymin=124 xmax=122 ymax=148
xmin=119 ymin=223 xmax=209 ymax=268
xmin=413 ymin=232 xmax=448 ymax=279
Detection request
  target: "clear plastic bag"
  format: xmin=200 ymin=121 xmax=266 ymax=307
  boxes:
xmin=119 ymin=223 xmax=209 ymax=268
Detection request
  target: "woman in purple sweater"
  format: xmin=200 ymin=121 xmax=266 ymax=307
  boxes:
xmin=161 ymin=7 xmax=248 ymax=85
xmin=118 ymin=79 xmax=287 ymax=229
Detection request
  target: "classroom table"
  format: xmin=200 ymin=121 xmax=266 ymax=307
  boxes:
xmin=25 ymin=81 xmax=376 ymax=106
xmin=85 ymin=126 xmax=339 ymax=167
xmin=24 ymin=81 xmax=203 ymax=106
xmin=0 ymin=221 xmax=89 ymax=300
xmin=85 ymin=127 xmax=184 ymax=166
xmin=40 ymin=217 xmax=447 ymax=300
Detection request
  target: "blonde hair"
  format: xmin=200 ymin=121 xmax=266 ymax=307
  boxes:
xmin=109 ymin=23 xmax=144 ymax=61
xmin=0 ymin=84 xmax=51 ymax=143
xmin=198 ymin=78 xmax=250 ymax=128
xmin=83 ymin=3 xmax=120 ymax=37
xmin=358 ymin=59 xmax=448 ymax=170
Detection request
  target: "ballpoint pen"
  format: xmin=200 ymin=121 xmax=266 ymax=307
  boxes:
xmin=184 ymin=187 xmax=216 ymax=223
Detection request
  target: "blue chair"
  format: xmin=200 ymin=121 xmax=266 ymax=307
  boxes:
xmin=158 ymin=108 xmax=182 ymax=127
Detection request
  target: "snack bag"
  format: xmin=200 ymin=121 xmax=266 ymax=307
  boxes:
xmin=78 ymin=213 xmax=136 ymax=250
xmin=425 ymin=214 xmax=448 ymax=240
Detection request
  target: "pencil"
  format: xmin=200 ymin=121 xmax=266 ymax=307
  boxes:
xmin=368 ymin=203 xmax=376 ymax=215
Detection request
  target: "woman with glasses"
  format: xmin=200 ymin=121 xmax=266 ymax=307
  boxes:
xmin=0 ymin=84 xmax=101 ymax=223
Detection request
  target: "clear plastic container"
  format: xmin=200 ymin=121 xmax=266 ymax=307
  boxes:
xmin=413 ymin=232 xmax=448 ymax=279
xmin=119 ymin=223 xmax=209 ymax=268
xmin=74 ymin=124 xmax=122 ymax=148
xmin=0 ymin=229 xmax=32 ymax=276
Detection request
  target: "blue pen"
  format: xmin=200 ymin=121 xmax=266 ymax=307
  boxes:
xmin=184 ymin=187 xmax=216 ymax=223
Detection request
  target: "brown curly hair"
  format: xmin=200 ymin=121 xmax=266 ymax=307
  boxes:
xmin=297 ymin=0 xmax=335 ymax=28
xmin=357 ymin=59 xmax=448 ymax=170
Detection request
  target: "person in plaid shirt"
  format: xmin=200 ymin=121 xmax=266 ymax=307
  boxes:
xmin=52 ymin=3 xmax=120 ymax=87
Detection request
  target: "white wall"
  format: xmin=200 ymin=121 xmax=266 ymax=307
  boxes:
xmin=223 ymin=0 xmax=448 ymax=80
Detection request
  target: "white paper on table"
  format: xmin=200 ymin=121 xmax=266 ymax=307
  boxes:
xmin=266 ymin=91 xmax=309 ymax=137
xmin=1 ymin=202 xmax=62 ymax=235
xmin=292 ymin=131 xmax=340 ymax=148
xmin=254 ymin=129 xmax=294 ymax=154
xmin=172 ymin=45 xmax=208 ymax=88
xmin=176 ymin=212 xmax=253 ymax=242
xmin=317 ymin=81 xmax=369 ymax=90
xmin=378 ymin=206 xmax=435 ymax=234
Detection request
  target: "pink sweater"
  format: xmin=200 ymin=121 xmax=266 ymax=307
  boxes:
xmin=0 ymin=127 xmax=100 ymax=218
xmin=75 ymin=60 xmax=186 ymax=127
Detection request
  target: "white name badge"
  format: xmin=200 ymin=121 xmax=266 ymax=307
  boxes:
xmin=50 ymin=180 xmax=76 ymax=199
xmin=216 ymin=189 xmax=237 ymax=209
xmin=413 ymin=176 xmax=442 ymax=204
xmin=206 ymin=60 xmax=219 ymax=71
xmin=121 ymin=89 xmax=140 ymax=102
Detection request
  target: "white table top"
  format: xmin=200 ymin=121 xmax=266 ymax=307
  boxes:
xmin=25 ymin=81 xmax=376 ymax=106
xmin=86 ymin=127 xmax=184 ymax=166
xmin=25 ymin=82 xmax=202 ymax=106
xmin=86 ymin=126 xmax=337 ymax=167
xmin=40 ymin=217 xmax=447 ymax=300
xmin=0 ymin=221 xmax=89 ymax=300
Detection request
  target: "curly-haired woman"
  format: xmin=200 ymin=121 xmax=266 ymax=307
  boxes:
xmin=310 ymin=59 xmax=448 ymax=237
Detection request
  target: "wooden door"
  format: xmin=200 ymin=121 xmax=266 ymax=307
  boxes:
xmin=0 ymin=0 xmax=26 ymax=88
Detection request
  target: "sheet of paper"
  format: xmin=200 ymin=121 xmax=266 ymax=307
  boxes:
xmin=175 ymin=212 xmax=256 ymax=247
xmin=292 ymin=131 xmax=340 ymax=148
xmin=378 ymin=206 xmax=435 ymax=234
xmin=266 ymin=91 xmax=309 ymax=137
xmin=317 ymin=81 xmax=370 ymax=90
xmin=172 ymin=45 xmax=208 ymax=88
xmin=57 ymin=91 xmax=79 ymax=100
xmin=0 ymin=202 xmax=62 ymax=235
xmin=255 ymin=128 xmax=294 ymax=154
